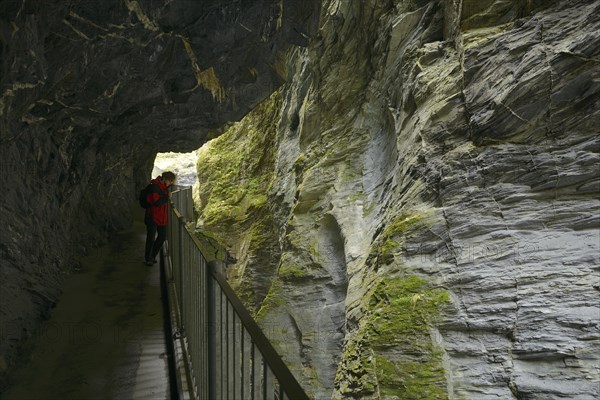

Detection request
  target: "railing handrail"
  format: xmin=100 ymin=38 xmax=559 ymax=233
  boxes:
xmin=167 ymin=188 xmax=309 ymax=400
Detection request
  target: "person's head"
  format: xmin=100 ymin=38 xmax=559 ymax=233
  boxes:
xmin=161 ymin=171 xmax=176 ymax=187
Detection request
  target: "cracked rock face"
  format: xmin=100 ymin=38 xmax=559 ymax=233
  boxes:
xmin=195 ymin=0 xmax=599 ymax=398
xmin=0 ymin=0 xmax=319 ymax=382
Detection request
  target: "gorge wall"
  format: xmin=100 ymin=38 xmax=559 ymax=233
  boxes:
xmin=194 ymin=0 xmax=600 ymax=398
xmin=0 ymin=0 xmax=319 ymax=384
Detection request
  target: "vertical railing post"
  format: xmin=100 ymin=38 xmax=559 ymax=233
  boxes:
xmin=188 ymin=190 xmax=193 ymax=221
xmin=207 ymin=261 xmax=219 ymax=400
xmin=178 ymin=215 xmax=186 ymax=322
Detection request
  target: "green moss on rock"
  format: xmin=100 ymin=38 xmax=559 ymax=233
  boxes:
xmin=197 ymin=89 xmax=281 ymax=227
xmin=369 ymin=276 xmax=448 ymax=398
xmin=367 ymin=275 xmax=449 ymax=349
xmin=336 ymin=274 xmax=449 ymax=399
xmin=195 ymin=89 xmax=283 ymax=311
xmin=279 ymin=265 xmax=309 ymax=281
xmin=335 ymin=333 xmax=378 ymax=397
xmin=373 ymin=211 xmax=429 ymax=265
xmin=256 ymin=279 xmax=285 ymax=321
xmin=382 ymin=213 xmax=424 ymax=240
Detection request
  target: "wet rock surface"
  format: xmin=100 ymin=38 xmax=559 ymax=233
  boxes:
xmin=195 ymin=0 xmax=599 ymax=398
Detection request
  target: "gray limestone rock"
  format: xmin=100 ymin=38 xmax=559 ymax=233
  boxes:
xmin=195 ymin=0 xmax=599 ymax=398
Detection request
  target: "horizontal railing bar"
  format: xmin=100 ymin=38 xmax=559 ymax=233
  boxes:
xmin=171 ymin=204 xmax=184 ymax=221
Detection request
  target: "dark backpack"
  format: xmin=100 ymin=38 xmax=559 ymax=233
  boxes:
xmin=138 ymin=183 xmax=169 ymax=208
xmin=139 ymin=184 xmax=154 ymax=208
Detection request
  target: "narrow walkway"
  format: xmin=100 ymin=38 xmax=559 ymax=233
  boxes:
xmin=2 ymin=218 xmax=171 ymax=400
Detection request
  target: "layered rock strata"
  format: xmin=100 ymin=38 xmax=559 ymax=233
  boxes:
xmin=195 ymin=0 xmax=600 ymax=398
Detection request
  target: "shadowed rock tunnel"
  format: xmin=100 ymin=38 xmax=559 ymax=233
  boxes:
xmin=0 ymin=0 xmax=320 ymax=385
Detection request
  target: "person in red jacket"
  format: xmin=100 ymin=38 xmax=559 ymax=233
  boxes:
xmin=144 ymin=171 xmax=176 ymax=265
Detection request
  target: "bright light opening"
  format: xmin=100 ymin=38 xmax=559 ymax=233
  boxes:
xmin=152 ymin=151 xmax=198 ymax=188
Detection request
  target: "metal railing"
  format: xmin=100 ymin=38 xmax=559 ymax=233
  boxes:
xmin=171 ymin=185 xmax=194 ymax=222
xmin=164 ymin=188 xmax=309 ymax=400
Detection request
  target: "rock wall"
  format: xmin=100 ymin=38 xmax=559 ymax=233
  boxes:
xmin=195 ymin=0 xmax=600 ymax=398
xmin=0 ymin=0 xmax=320 ymax=384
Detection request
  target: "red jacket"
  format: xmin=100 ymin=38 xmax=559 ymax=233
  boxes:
xmin=146 ymin=178 xmax=170 ymax=226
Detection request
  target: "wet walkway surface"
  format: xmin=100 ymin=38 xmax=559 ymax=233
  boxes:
xmin=2 ymin=220 xmax=171 ymax=400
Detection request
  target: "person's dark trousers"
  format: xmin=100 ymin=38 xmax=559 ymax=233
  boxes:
xmin=145 ymin=221 xmax=167 ymax=262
